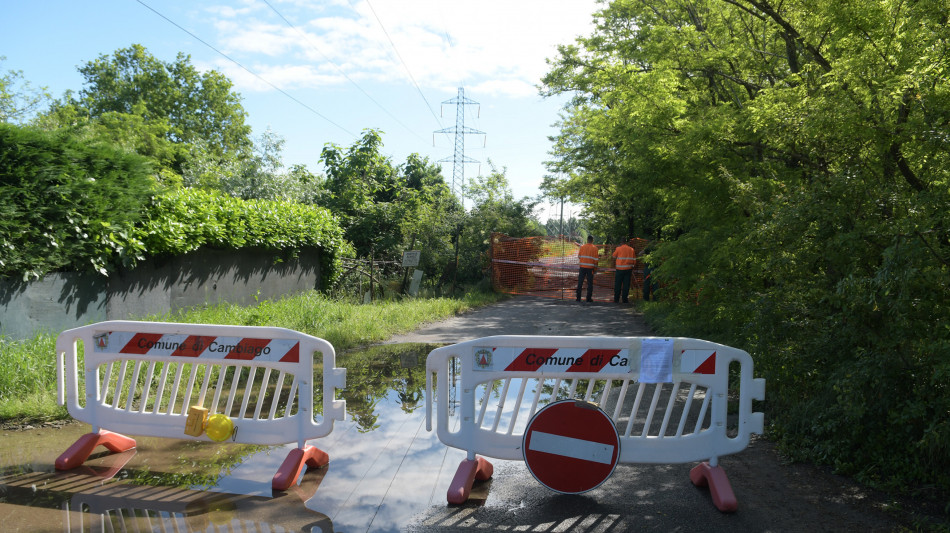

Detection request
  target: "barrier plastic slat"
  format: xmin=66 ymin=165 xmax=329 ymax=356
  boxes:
xmin=183 ymin=364 xmax=199 ymax=415
xmin=676 ymin=383 xmax=698 ymax=437
xmin=152 ymin=363 xmax=170 ymax=415
xmin=168 ymin=363 xmax=185 ymax=415
xmin=225 ymin=366 xmax=240 ymax=415
xmin=197 ymin=365 xmax=212 ymax=407
xmin=269 ymin=372 xmax=286 ymax=420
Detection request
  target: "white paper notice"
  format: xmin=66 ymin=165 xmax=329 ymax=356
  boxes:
xmin=639 ymin=338 xmax=674 ymax=383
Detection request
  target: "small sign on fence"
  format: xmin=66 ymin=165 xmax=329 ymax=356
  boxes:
xmin=402 ymin=250 xmax=421 ymax=267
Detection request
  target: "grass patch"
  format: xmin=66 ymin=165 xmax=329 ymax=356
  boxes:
xmin=0 ymin=289 xmax=508 ymax=422
xmin=0 ymin=333 xmax=63 ymax=421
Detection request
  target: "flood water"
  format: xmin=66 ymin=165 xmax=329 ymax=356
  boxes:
xmin=0 ymin=343 xmax=478 ymax=533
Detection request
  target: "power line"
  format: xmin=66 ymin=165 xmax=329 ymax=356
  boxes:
xmin=259 ymin=0 xmax=425 ymax=142
xmin=362 ymin=0 xmax=446 ymax=132
xmin=135 ymin=0 xmax=356 ymax=138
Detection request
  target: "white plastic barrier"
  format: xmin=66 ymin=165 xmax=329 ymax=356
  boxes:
xmin=426 ymin=335 xmax=765 ymax=511
xmin=56 ymin=320 xmax=346 ymax=490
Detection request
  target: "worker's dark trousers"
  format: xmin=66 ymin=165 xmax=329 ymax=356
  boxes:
xmin=576 ymin=268 xmax=594 ymax=301
xmin=614 ymin=269 xmax=632 ymax=303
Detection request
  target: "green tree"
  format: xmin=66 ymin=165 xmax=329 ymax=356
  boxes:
xmin=399 ymin=153 xmax=462 ymax=281
xmin=41 ymin=44 xmax=253 ymax=176
xmin=79 ymin=44 xmax=252 ymax=158
xmin=457 ymin=163 xmax=542 ymax=283
xmin=542 ymin=0 xmax=950 ymax=499
xmin=184 ymin=128 xmax=323 ymax=202
xmin=319 ymin=130 xmax=408 ymax=258
xmin=0 ymin=57 xmax=51 ymax=124
xmin=542 ymin=108 xmax=666 ymax=242
xmin=36 ymin=99 xmax=188 ymax=185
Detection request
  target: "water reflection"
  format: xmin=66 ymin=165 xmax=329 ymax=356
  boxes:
xmin=0 ymin=343 xmax=462 ymax=533
xmin=0 ymin=462 xmax=332 ymax=532
xmin=302 ymin=343 xmax=469 ymax=532
xmin=337 ymin=344 xmax=432 ymax=431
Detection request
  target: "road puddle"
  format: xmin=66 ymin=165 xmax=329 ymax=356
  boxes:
xmin=0 ymin=343 xmax=472 ymax=533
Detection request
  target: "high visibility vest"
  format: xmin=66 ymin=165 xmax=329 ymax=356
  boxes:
xmin=578 ymin=243 xmax=599 ymax=269
xmin=612 ymin=244 xmax=637 ymax=270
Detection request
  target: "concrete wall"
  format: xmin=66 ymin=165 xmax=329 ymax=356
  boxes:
xmin=0 ymin=247 xmax=322 ymax=340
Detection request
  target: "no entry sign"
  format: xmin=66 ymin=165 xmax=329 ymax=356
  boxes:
xmin=522 ymin=400 xmax=620 ymax=494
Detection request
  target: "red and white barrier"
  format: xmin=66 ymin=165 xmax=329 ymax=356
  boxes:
xmin=56 ymin=320 xmax=346 ymax=491
xmin=426 ymin=336 xmax=765 ymax=511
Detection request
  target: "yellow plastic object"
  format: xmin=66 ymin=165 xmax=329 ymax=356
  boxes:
xmin=184 ymin=406 xmax=209 ymax=437
xmin=205 ymin=414 xmax=235 ymax=442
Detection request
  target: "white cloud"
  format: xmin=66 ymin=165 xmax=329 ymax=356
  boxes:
xmin=205 ymin=2 xmax=258 ymax=19
xmin=470 ymin=78 xmax=538 ymax=98
xmin=199 ymin=0 xmax=598 ymax=96
xmin=216 ymin=21 xmax=298 ymax=56
xmin=212 ymin=60 xmax=348 ymax=92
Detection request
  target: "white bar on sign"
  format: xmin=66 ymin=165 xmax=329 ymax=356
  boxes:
xmin=528 ymin=431 xmax=614 ymax=465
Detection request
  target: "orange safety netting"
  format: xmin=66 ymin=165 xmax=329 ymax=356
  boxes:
xmin=489 ymin=233 xmax=650 ymax=302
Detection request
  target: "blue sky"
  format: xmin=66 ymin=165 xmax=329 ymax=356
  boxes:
xmin=1 ymin=0 xmax=599 ymax=219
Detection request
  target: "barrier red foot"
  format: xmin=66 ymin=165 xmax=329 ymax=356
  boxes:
xmin=689 ymin=462 xmax=738 ymax=512
xmin=447 ymin=456 xmax=494 ymax=504
xmin=55 ymin=430 xmax=137 ymax=470
xmin=272 ymin=445 xmax=330 ymax=491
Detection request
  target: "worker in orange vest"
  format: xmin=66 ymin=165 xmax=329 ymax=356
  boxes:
xmin=576 ymin=235 xmax=599 ymax=302
xmin=612 ymin=239 xmax=637 ymax=303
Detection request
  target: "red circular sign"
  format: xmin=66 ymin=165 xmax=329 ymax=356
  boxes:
xmin=522 ymin=400 xmax=620 ymax=494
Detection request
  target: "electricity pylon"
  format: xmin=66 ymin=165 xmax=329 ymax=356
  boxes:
xmin=434 ymin=87 xmax=485 ymax=204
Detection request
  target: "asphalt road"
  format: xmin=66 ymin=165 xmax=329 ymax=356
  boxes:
xmin=390 ymin=295 xmax=920 ymax=532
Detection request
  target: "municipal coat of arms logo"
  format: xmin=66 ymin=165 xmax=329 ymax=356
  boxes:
xmin=474 ymin=348 xmax=492 ymax=369
xmin=93 ymin=332 xmax=109 ymax=350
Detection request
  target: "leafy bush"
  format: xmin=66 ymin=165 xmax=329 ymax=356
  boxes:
xmin=135 ymin=188 xmax=352 ymax=288
xmin=1 ymin=125 xmax=349 ymax=286
xmin=0 ymin=123 xmax=154 ymax=279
